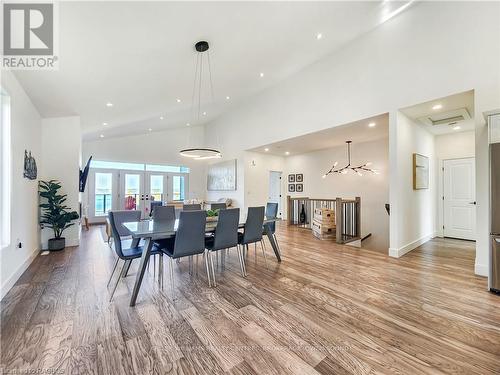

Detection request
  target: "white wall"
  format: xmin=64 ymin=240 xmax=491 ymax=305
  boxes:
xmin=204 ymin=2 xmax=500 ymax=275
xmin=40 ymin=116 xmax=82 ymax=249
xmin=284 ymin=139 xmax=389 ymax=251
xmin=82 ymin=126 xmax=207 ymax=202
xmin=390 ymin=112 xmax=436 ymax=257
xmin=435 ymin=131 xmax=475 ymax=237
xmin=1 ymin=71 xmax=42 ymax=299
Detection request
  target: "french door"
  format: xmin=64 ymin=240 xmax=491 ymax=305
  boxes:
xmin=119 ymin=171 xmax=189 ymax=217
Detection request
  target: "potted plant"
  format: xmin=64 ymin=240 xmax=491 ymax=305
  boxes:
xmin=39 ymin=180 xmax=79 ymax=251
xmin=206 ymin=209 xmax=220 ymax=222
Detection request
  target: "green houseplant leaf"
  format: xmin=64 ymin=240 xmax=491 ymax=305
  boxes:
xmin=39 ymin=180 xmax=79 ymax=239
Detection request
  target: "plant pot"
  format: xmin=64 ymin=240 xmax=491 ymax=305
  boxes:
xmin=206 ymin=216 xmax=218 ymax=222
xmin=48 ymin=237 xmax=65 ymax=251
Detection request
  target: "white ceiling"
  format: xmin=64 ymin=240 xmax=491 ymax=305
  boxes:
xmin=399 ymin=90 xmax=475 ymax=135
xmin=12 ymin=1 xmax=415 ymax=140
xmin=249 ymin=113 xmax=389 ymax=156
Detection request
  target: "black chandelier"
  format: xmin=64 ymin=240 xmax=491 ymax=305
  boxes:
xmin=179 ymin=41 xmax=222 ymax=160
xmin=322 ymin=141 xmax=378 ymax=178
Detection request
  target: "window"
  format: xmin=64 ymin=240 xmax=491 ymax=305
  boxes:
xmin=146 ymin=164 xmax=190 ymax=173
xmin=172 ymin=175 xmax=185 ymax=201
xmin=94 ymin=172 xmax=112 ymax=216
xmin=150 ymin=175 xmax=164 ymax=201
xmin=90 ymin=160 xmax=190 ymax=174
xmin=0 ymin=88 xmax=11 ymax=249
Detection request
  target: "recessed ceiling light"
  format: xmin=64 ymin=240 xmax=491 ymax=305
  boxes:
xmin=100 ymin=134 xmax=104 ymax=138
xmin=259 ymin=72 xmax=264 ymax=78
xmin=102 ymin=122 xmax=108 ymax=126
xmin=176 ymin=98 xmax=181 ymax=103
xmin=316 ymin=33 xmax=323 ymax=40
xmin=148 ymin=128 xmax=152 ymax=132
xmin=160 ymin=116 xmax=164 ymax=120
xmin=432 ymin=104 xmax=442 ymax=110
xmin=106 ymin=102 xmax=113 ymax=107
xmin=453 ymin=125 xmax=461 ymax=130
xmin=285 ymin=151 xmax=290 ymax=155
xmin=264 ymin=148 xmax=269 ymax=152
xmin=368 ymin=122 xmax=376 ymax=128
xmin=226 ymin=96 xmax=230 ymax=100
xmin=186 ymin=123 xmax=190 ymax=126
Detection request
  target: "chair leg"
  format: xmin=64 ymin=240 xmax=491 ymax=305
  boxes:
xmin=209 ymin=251 xmax=217 ymax=287
xmin=169 ymin=257 xmax=175 ymax=291
xmin=107 ymin=257 xmax=119 ymax=287
xmin=236 ymin=245 xmax=246 ymax=277
xmin=273 ymin=233 xmax=282 ymax=256
xmin=109 ymin=259 xmax=126 ymax=302
xmin=261 ymin=240 xmax=269 ymax=269
xmin=204 ymin=251 xmax=212 ymax=287
xmin=122 ymin=259 xmax=132 ymax=277
xmin=159 ymin=254 xmax=163 ymax=288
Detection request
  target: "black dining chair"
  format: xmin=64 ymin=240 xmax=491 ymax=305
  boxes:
xmin=210 ymin=203 xmax=227 ymax=211
xmin=205 ymin=208 xmax=244 ymax=285
xmin=238 ymin=206 xmax=268 ymax=268
xmin=107 ymin=211 xmax=162 ymax=301
xmin=149 ymin=201 xmax=163 ymax=217
xmin=156 ymin=210 xmax=210 ymax=288
xmin=152 ymin=205 xmax=176 ymax=221
xmin=265 ymin=202 xmax=281 ymax=256
xmin=183 ymin=203 xmax=202 ymax=211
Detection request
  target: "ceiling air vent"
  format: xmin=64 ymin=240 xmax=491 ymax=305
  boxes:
xmin=418 ymin=108 xmax=471 ymax=126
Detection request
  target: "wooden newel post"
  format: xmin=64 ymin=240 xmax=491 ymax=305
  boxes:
xmin=355 ymin=196 xmax=361 ymax=238
xmin=335 ymin=197 xmax=342 ymax=243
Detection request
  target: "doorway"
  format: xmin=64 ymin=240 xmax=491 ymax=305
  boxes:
xmin=443 ymin=158 xmax=476 ymax=240
xmin=268 ymin=171 xmax=282 ymax=217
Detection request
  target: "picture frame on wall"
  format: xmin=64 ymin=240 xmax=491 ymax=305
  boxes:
xmin=288 ymin=174 xmax=295 ymax=183
xmin=288 ymin=184 xmax=295 ymax=192
xmin=296 ymin=183 xmax=303 ymax=192
xmin=295 ymin=174 xmax=303 ymax=183
xmin=413 ymin=153 xmax=429 ymax=190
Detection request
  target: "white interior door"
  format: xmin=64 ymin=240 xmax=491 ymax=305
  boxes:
xmin=268 ymin=171 xmax=282 ymax=217
xmin=443 ymin=158 xmax=476 ymax=240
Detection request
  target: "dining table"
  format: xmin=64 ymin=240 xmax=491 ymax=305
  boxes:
xmin=123 ymin=216 xmax=280 ymax=306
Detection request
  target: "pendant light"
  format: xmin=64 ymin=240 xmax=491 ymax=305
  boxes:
xmin=179 ymin=41 xmax=222 ymax=160
xmin=322 ymin=140 xmax=378 ymax=177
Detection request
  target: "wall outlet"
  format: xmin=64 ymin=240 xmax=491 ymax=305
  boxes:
xmin=16 ymin=239 xmax=22 ymax=249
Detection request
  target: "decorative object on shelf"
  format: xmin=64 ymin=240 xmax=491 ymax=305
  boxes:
xmin=296 ymin=183 xmax=303 ymax=192
xmin=79 ymin=156 xmax=92 ymax=192
xmin=413 ymin=153 xmax=429 ymax=189
xmin=39 ymin=180 xmax=79 ymax=251
xmin=288 ymin=184 xmax=295 ymax=192
xmin=295 ymin=173 xmax=303 ymax=182
xmin=299 ymin=203 xmax=306 ymax=224
xmin=179 ymin=40 xmax=222 ymax=160
xmin=322 ymin=140 xmax=378 ymax=177
xmin=207 ymin=159 xmax=237 ymax=191
xmin=288 ymin=174 xmax=295 ymax=183
xmin=23 ymin=150 xmax=37 ymax=180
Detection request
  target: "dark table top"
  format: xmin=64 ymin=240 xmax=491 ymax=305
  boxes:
xmin=122 ymin=217 xmax=277 ymax=239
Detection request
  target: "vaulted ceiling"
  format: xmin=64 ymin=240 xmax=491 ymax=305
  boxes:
xmin=13 ymin=1 xmax=415 ymax=140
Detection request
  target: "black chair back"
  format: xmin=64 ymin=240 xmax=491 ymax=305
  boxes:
xmin=210 ymin=203 xmax=227 ymax=211
xmin=242 ymin=206 xmax=265 ymax=244
xmin=265 ymin=202 xmax=279 ymax=233
xmin=108 ymin=210 xmax=140 ymax=258
xmin=173 ymin=211 xmax=207 ymax=258
xmin=183 ymin=203 xmax=202 ymax=211
xmin=149 ymin=201 xmax=163 ymax=216
xmin=152 ymin=205 xmax=175 ymax=221
xmin=212 ymin=208 xmax=239 ymax=251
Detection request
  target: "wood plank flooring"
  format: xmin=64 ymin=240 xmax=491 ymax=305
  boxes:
xmin=1 ymin=224 xmax=499 ymax=374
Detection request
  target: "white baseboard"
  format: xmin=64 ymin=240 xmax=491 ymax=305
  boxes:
xmin=474 ymin=263 xmax=488 ymax=277
xmin=0 ymin=248 xmax=39 ymax=300
xmin=389 ymin=233 xmax=434 ymax=258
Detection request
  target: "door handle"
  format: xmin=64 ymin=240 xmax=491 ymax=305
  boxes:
xmin=469 ymin=201 xmax=476 ymax=205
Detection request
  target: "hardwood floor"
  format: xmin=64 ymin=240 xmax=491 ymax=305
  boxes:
xmin=1 ymin=224 xmax=499 ymax=374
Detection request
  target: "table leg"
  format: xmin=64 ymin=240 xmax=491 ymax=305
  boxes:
xmin=264 ymin=225 xmax=281 ymax=262
xmin=130 ymin=237 xmax=152 ymax=306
